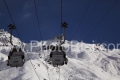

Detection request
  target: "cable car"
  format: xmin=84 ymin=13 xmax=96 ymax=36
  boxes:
xmin=7 ymin=48 xmax=25 ymax=67
xmin=50 ymin=46 xmax=68 ymax=67
xmin=6 ymin=24 xmax=25 ymax=67
xmin=47 ymin=22 xmax=68 ymax=67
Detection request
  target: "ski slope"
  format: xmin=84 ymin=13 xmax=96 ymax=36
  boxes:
xmin=0 ymin=30 xmax=120 ymax=80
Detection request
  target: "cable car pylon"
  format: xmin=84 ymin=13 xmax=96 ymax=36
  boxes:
xmin=8 ymin=24 xmax=15 ymax=46
xmin=60 ymin=22 xmax=68 ymax=45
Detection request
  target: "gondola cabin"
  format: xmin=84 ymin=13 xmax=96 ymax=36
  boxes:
xmin=50 ymin=46 xmax=68 ymax=67
xmin=7 ymin=48 xmax=25 ymax=67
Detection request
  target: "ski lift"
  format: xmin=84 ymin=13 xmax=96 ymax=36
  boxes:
xmin=6 ymin=24 xmax=25 ymax=67
xmin=48 ymin=22 xmax=68 ymax=67
xmin=7 ymin=47 xmax=25 ymax=67
xmin=49 ymin=45 xmax=68 ymax=67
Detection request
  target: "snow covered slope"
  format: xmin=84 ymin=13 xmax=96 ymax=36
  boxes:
xmin=0 ymin=30 xmax=120 ymax=80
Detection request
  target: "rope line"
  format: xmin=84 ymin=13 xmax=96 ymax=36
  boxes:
xmin=79 ymin=0 xmax=99 ymax=39
xmin=33 ymin=0 xmax=43 ymax=40
xmin=83 ymin=0 xmax=118 ymax=40
xmin=72 ymin=0 xmax=92 ymax=39
xmin=4 ymin=0 xmax=23 ymax=47
xmin=4 ymin=0 xmax=41 ymax=79
xmin=33 ymin=0 xmax=50 ymax=80
xmin=26 ymin=52 xmax=41 ymax=80
xmin=60 ymin=0 xmax=63 ymax=35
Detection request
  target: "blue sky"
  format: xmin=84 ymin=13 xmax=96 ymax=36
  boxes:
xmin=0 ymin=0 xmax=120 ymax=45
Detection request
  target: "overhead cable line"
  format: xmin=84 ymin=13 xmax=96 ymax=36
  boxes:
xmin=72 ymin=0 xmax=92 ymax=40
xmin=33 ymin=0 xmax=50 ymax=80
xmin=4 ymin=0 xmax=23 ymax=46
xmin=33 ymin=0 xmax=43 ymax=40
xmin=60 ymin=0 xmax=63 ymax=35
xmin=33 ymin=0 xmax=47 ymax=61
xmin=4 ymin=0 xmax=41 ymax=79
xmin=79 ymin=0 xmax=99 ymax=39
xmin=26 ymin=51 xmax=41 ymax=80
xmin=83 ymin=0 xmax=118 ymax=40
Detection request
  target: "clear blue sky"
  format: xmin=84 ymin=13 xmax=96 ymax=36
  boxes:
xmin=0 ymin=0 xmax=120 ymax=45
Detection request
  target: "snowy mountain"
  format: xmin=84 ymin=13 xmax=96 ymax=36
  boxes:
xmin=0 ymin=30 xmax=120 ymax=80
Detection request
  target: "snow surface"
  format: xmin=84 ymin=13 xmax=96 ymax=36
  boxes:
xmin=0 ymin=30 xmax=120 ymax=80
